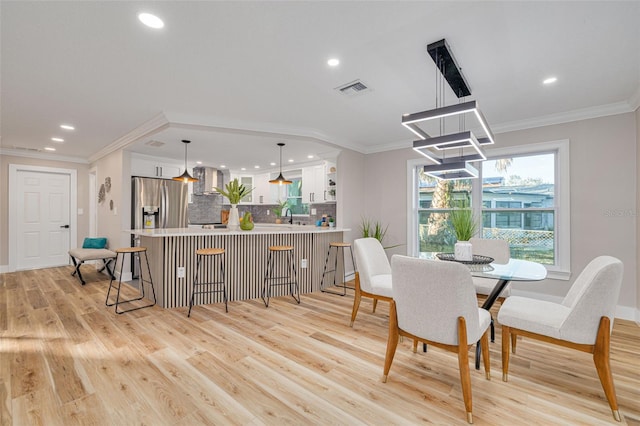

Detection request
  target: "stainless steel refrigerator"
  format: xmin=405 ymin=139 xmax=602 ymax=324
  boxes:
xmin=132 ymin=176 xmax=189 ymax=230
xmin=131 ymin=177 xmax=188 ymax=276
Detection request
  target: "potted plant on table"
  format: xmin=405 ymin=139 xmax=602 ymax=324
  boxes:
xmin=449 ymin=208 xmax=477 ymax=261
xmin=214 ymin=178 xmax=253 ymax=230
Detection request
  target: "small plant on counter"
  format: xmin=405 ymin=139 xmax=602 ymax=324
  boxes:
xmin=214 ymin=178 xmax=253 ymax=205
xmin=272 ymin=199 xmax=289 ymax=218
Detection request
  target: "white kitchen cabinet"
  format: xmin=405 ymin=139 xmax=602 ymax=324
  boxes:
xmin=302 ymin=165 xmax=326 ymax=203
xmin=252 ymin=173 xmax=273 ymax=204
xmin=131 ymin=155 xmax=182 ymax=179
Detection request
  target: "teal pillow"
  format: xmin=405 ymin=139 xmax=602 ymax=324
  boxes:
xmin=82 ymin=237 xmax=107 ymax=249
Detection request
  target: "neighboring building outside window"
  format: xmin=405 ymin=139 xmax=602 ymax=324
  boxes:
xmin=408 ymin=140 xmax=570 ymax=279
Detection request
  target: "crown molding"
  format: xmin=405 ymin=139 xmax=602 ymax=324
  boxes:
xmin=0 ymin=148 xmax=88 ymax=164
xmin=164 ymin=111 xmax=362 ymax=152
xmin=88 ymin=112 xmax=170 ymax=163
xmin=491 ymin=100 xmax=635 ymax=134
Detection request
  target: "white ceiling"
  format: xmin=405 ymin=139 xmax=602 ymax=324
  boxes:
xmin=2 ymin=1 xmax=639 ymax=172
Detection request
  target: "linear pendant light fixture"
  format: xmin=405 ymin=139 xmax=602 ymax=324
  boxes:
xmin=269 ymin=143 xmax=292 ymax=185
xmin=173 ymin=139 xmax=198 ymax=183
xmin=402 ymin=39 xmax=495 ymax=180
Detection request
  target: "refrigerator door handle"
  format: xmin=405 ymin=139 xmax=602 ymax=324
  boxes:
xmin=161 ymin=184 xmax=168 ymax=228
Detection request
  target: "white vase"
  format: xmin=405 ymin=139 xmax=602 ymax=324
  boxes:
xmin=454 ymin=241 xmax=473 ymax=261
xmin=228 ymin=204 xmax=240 ymax=230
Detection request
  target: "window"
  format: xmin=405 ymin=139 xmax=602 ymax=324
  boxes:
xmin=286 ymin=177 xmax=307 ymax=215
xmin=408 ymin=140 xmax=570 ymax=279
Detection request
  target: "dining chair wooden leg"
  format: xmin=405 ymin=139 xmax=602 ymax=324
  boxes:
xmin=593 ymin=317 xmax=621 ymax=422
xmin=372 ymin=298 xmax=378 ymax=313
xmin=412 ymin=339 xmax=418 ymax=353
xmin=481 ymin=329 xmax=491 ymax=380
xmin=349 ymin=273 xmax=362 ymax=327
xmin=511 ymin=333 xmax=517 ymax=354
xmin=382 ymin=300 xmax=400 ymax=383
xmin=456 ymin=317 xmax=473 ymax=424
xmin=502 ymin=325 xmax=511 ymax=382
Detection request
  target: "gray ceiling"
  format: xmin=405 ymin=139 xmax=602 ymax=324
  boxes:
xmin=2 ymin=1 xmax=639 ymax=172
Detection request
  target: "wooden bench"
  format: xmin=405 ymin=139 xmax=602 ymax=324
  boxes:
xmin=69 ymin=248 xmax=117 ymax=285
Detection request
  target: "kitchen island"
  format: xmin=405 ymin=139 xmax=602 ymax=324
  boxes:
xmin=130 ymin=225 xmax=349 ymax=309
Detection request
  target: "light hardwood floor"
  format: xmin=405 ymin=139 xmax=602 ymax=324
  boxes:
xmin=1 ymin=266 xmax=639 ymax=425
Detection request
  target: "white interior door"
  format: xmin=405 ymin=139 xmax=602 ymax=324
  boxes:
xmin=15 ymin=170 xmax=71 ymax=270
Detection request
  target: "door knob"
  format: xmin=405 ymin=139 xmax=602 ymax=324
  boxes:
xmin=60 ymin=224 xmax=70 ymax=229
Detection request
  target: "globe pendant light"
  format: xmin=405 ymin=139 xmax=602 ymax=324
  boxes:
xmin=172 ymin=139 xmax=198 ymax=182
xmin=269 ymin=143 xmax=292 ymax=185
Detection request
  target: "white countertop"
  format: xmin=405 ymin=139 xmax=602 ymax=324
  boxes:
xmin=131 ymin=224 xmax=350 ymax=237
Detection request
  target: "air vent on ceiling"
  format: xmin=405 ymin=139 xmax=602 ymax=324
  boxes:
xmin=145 ymin=140 xmax=165 ymax=148
xmin=335 ymin=79 xmax=371 ymax=96
xmin=9 ymin=146 xmax=42 ymax=152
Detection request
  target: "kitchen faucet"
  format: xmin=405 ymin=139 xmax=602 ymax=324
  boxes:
xmin=285 ymin=208 xmax=293 ymax=224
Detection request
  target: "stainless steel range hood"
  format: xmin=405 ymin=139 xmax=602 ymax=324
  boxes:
xmin=193 ymin=166 xmax=227 ymax=195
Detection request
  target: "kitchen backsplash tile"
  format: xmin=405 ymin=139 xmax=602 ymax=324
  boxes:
xmin=188 ymin=198 xmax=336 ymax=226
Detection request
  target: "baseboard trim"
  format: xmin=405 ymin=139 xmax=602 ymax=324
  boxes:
xmin=0 ymin=264 xmax=9 ymax=273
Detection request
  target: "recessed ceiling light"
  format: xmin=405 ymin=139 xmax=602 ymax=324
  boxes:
xmin=196 ymin=161 xmax=202 ymax=165
xmin=270 ymin=162 xmax=276 ymax=166
xmin=254 ymin=165 xmax=260 ymax=169
xmin=241 ymin=167 xmax=246 ymax=171
xmin=138 ymin=12 xmax=164 ymax=29
xmin=44 ymin=147 xmax=56 ymax=151
xmin=51 ymin=137 xmax=64 ymax=142
xmin=288 ymin=159 xmax=294 ymax=163
xmin=220 ymin=165 xmax=226 ymax=168
xmin=60 ymin=124 xmax=75 ymax=130
xmin=307 ymin=155 xmax=314 ymax=159
xmin=543 ymin=77 xmax=557 ymax=85
xmin=327 ymin=58 xmax=340 ymax=67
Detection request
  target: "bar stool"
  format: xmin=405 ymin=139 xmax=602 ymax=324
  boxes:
xmin=188 ymin=248 xmax=227 ymax=317
xmin=106 ymin=246 xmax=157 ymax=314
xmin=320 ymin=242 xmax=356 ymax=296
xmin=261 ymin=245 xmax=300 ymax=307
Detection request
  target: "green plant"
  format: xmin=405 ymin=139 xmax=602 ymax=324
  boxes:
xmin=449 ymin=208 xmax=477 ymax=241
xmin=272 ymin=199 xmax=289 ymax=217
xmin=214 ymin=178 xmax=253 ymax=204
xmin=361 ymin=217 xmax=388 ymax=242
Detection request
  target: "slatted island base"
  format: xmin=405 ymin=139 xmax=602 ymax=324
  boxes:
xmin=131 ymin=225 xmax=347 ymax=309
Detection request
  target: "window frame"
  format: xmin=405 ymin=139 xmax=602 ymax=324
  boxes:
xmin=407 ymin=139 xmax=570 ymax=280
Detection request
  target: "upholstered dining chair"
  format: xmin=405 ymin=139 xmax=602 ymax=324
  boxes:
xmin=498 ymin=256 xmax=624 ymax=422
xmin=469 ymin=237 xmax=510 ymax=341
xmin=383 ymin=255 xmax=491 ymax=424
xmin=350 ymin=238 xmax=392 ymax=327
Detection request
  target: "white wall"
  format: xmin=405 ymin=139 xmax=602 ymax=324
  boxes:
xmin=356 ymin=112 xmax=638 ymax=316
xmin=92 ymin=150 xmax=131 ymax=252
xmin=636 ymin=106 xmax=640 ymax=322
xmin=337 ymin=148 xmax=366 ymax=246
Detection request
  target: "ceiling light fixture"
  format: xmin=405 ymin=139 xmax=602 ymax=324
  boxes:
xmin=44 ymin=147 xmax=56 ymax=151
xmin=327 ymin=58 xmax=340 ymax=67
xmin=403 ymin=39 xmax=494 ymax=180
xmin=172 ymin=140 xmax=198 ymax=183
xmin=269 ymin=143 xmax=293 ymax=185
xmin=60 ymin=124 xmax=75 ymax=130
xmin=543 ymin=76 xmax=558 ymax=85
xmin=51 ymin=137 xmax=64 ymax=142
xmin=138 ymin=12 xmax=164 ymax=29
